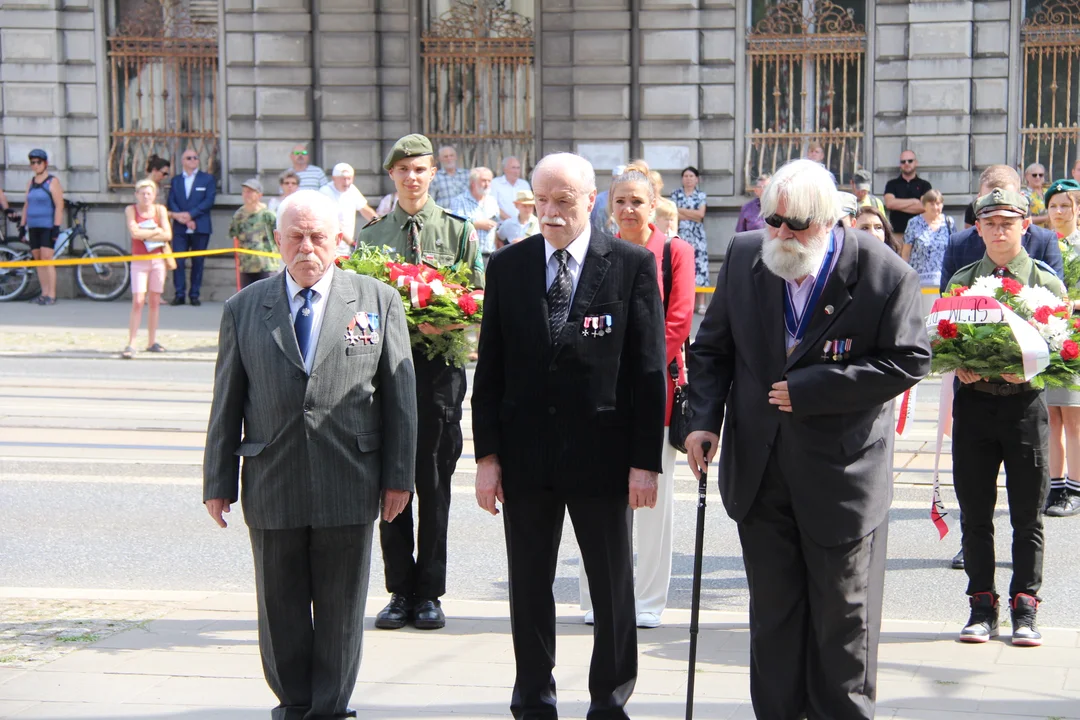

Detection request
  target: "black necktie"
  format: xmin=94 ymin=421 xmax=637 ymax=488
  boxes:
xmin=294 ymin=288 xmax=314 ymax=363
xmin=548 ymin=249 xmax=573 ymax=339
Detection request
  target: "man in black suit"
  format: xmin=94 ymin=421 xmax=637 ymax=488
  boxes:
xmin=686 ymin=159 xmax=931 ymax=720
xmin=472 ymin=152 xmax=666 ymax=720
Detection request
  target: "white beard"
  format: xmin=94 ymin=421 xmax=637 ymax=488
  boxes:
xmin=761 ymin=231 xmax=830 ymax=281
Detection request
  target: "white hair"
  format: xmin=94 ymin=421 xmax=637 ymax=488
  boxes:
xmin=1025 ymin=162 xmax=1045 ymax=175
xmin=760 ymin=158 xmax=840 ymax=227
xmin=277 ymin=189 xmax=340 ymax=234
xmin=469 ymin=166 xmax=493 ymax=183
xmin=532 ymin=153 xmax=597 ymax=193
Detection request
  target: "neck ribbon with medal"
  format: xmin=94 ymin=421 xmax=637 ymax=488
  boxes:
xmin=783 ymin=229 xmax=836 ymax=357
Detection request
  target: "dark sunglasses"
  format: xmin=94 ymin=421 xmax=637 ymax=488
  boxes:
xmin=293 ymin=150 xmax=308 ymax=156
xmin=183 ymin=155 xmax=198 ymax=160
xmin=1031 ymin=172 xmax=1045 ymax=178
xmin=29 ymin=159 xmax=45 ymax=165
xmin=899 ymin=159 xmax=915 ymax=165
xmin=764 ymin=214 xmax=812 ymax=231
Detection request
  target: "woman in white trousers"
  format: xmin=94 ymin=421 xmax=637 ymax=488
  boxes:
xmin=579 ymin=164 xmax=696 ymax=628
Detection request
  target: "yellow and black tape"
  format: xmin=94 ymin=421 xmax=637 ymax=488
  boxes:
xmin=0 ymin=247 xmax=281 ymax=269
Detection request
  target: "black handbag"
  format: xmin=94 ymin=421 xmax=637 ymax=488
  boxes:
xmin=662 ymin=239 xmax=693 ymax=453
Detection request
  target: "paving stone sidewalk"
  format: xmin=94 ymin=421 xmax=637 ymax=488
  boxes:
xmin=1 ymin=591 xmax=1078 ymax=719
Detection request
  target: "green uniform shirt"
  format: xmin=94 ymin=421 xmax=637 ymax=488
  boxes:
xmin=357 ymin=196 xmax=485 ymax=289
xmin=228 ymin=205 xmax=281 ymax=274
xmin=946 ymin=247 xmax=1066 ymax=297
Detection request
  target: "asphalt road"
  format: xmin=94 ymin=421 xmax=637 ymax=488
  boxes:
xmin=2 ymin=356 xmax=1079 ymax=628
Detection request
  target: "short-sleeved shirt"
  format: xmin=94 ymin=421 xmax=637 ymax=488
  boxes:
xmin=450 ymin=191 xmax=500 ymax=255
xmin=295 ymin=165 xmax=328 ymax=190
xmin=228 ymin=204 xmax=281 ymax=274
xmin=431 ymin=169 xmax=470 ymax=207
xmin=904 ymin=214 xmax=954 ymax=287
xmin=319 ymin=184 xmax=368 ymax=245
xmin=498 ymin=214 xmax=540 ymax=244
xmin=883 ymin=174 xmax=933 ymax=234
xmin=1022 ymin=187 xmax=1047 ymax=219
xmin=491 ymin=175 xmax=531 ymax=219
xmin=946 ymin=247 xmax=1065 ymax=298
xmin=357 ymin=195 xmax=484 ymax=289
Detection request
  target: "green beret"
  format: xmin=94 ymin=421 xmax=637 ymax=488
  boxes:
xmin=1044 ymin=178 xmax=1080 ymax=205
xmin=383 ymin=134 xmax=434 ymax=171
xmin=974 ymin=188 xmax=1029 ymax=219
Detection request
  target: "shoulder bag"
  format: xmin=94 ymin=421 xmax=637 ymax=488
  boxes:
xmin=663 ymin=238 xmax=692 ymax=453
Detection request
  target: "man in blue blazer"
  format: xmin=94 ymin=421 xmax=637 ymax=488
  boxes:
xmin=167 ymin=148 xmax=216 ymax=306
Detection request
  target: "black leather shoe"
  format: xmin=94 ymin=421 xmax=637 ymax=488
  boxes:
xmin=959 ymin=592 xmax=999 ymax=643
xmin=413 ymin=599 xmax=445 ymax=630
xmin=1010 ymin=593 xmax=1042 ymax=646
xmin=170 ymin=296 xmax=185 ymax=306
xmin=374 ymin=594 xmax=412 ymax=630
xmin=951 ymin=548 xmax=965 ymax=570
xmin=190 ymin=297 xmax=202 ymax=307
xmin=1046 ymin=489 xmax=1080 ymax=517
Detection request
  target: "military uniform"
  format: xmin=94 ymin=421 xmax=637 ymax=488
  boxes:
xmin=948 ymin=189 xmax=1064 ymax=646
xmin=359 ymin=134 xmax=483 ymax=630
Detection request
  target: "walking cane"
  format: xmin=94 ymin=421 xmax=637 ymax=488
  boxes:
xmin=685 ymin=440 xmax=711 ymax=720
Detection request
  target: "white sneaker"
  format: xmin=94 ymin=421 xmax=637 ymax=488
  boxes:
xmin=583 ymin=610 xmax=594 ymax=625
xmin=636 ymin=611 xmax=661 ymax=629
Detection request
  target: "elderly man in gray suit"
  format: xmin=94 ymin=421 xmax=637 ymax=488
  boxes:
xmin=203 ymin=189 xmax=417 ymax=720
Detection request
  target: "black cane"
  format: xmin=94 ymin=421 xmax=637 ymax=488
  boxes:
xmin=685 ymin=441 xmax=711 ymax=720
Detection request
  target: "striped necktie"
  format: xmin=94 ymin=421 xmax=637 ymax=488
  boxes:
xmin=548 ymin=249 xmax=572 ymax=340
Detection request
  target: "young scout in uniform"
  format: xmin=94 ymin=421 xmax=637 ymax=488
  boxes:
xmin=947 ymin=188 xmax=1065 ymax=647
xmin=359 ymin=133 xmax=484 ymax=631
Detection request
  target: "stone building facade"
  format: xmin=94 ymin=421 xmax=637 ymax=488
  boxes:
xmin=0 ymin=0 xmax=1074 ymax=298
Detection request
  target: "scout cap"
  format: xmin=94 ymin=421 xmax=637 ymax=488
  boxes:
xmin=241 ymin=178 xmax=263 ymax=193
xmin=1044 ymin=178 xmax=1080 ymax=205
xmin=332 ymin=162 xmax=354 ymax=177
xmin=514 ymin=189 xmax=535 ymax=205
xmin=383 ymin=134 xmax=434 ymax=170
xmin=837 ymin=191 xmax=859 ymax=218
xmin=852 ymin=169 xmax=872 ymax=191
xmin=975 ymin=188 xmax=1029 ymax=219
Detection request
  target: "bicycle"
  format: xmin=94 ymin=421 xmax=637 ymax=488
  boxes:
xmin=0 ymin=201 xmax=130 ymax=302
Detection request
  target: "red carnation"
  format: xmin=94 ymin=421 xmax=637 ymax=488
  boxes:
xmin=1062 ymin=340 xmax=1080 ymax=361
xmin=1034 ymin=306 xmax=1054 ymax=324
xmin=1055 ymin=304 xmax=1071 ymax=315
xmin=937 ymin=319 xmax=958 ymax=340
xmin=948 ymin=285 xmax=969 ymax=297
xmin=457 ymin=294 xmax=478 ymax=316
xmin=1000 ymin=277 xmax=1023 ymax=295
xmin=1073 ymin=318 xmax=1080 ymax=331
xmin=334 ymin=256 xmax=344 ymax=267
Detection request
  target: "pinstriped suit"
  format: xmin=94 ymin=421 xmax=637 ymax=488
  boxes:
xmin=204 ymin=268 xmax=417 ymax=720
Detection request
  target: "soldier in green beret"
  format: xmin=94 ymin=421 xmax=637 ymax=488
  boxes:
xmin=360 ymin=133 xmax=484 ymax=632
xmin=946 ymin=187 xmax=1064 ymax=648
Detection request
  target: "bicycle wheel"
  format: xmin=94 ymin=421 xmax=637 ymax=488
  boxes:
xmin=76 ymin=241 xmax=130 ymax=301
xmin=0 ymin=246 xmax=33 ymax=301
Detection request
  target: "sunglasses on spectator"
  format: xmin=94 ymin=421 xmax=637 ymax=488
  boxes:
xmin=293 ymin=151 xmax=308 ymax=156
xmin=29 ymin=159 xmax=45 ymax=165
xmin=899 ymin=159 xmax=915 ymax=164
xmin=1030 ymin=172 xmax=1045 ymax=178
xmin=183 ymin=155 xmax=198 ymax=160
xmin=764 ymin=214 xmax=812 ymax=231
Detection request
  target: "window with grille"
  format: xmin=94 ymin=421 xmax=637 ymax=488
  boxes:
xmin=745 ymin=0 xmax=866 ymax=187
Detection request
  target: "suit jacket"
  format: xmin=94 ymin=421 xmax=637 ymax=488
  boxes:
xmin=167 ymin=170 xmax=216 ymax=236
xmin=940 ymin=223 xmax=1063 ymax=293
xmin=688 ymin=226 xmax=931 ymax=546
xmin=203 ymin=268 xmax=417 ymax=529
xmin=471 ymin=231 xmax=667 ymax=498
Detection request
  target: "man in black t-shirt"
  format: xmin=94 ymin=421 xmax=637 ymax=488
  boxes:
xmin=884 ymin=150 xmax=933 ymax=245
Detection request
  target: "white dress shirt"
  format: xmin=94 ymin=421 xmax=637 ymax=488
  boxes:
xmin=491 ymin=175 xmax=532 ymax=219
xmin=284 ymin=267 xmax=335 ymax=374
xmin=183 ymin=171 xmax=196 ymax=233
xmin=544 ymin=223 xmax=591 ymax=304
xmin=783 ymin=227 xmax=844 ymax=351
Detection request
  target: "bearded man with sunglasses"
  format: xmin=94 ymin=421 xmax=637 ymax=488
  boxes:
xmin=685 ymin=159 xmax=930 ymax=720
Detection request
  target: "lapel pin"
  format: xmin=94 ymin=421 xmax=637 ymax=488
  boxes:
xmin=824 ymin=305 xmax=834 ymax=315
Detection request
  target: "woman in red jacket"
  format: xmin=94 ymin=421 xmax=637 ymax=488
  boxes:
xmin=578 ymin=164 xmax=696 ymax=628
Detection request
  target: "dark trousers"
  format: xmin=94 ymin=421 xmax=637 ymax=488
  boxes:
xmin=249 ymin=524 xmax=373 ymax=720
xmin=503 ymin=490 xmax=637 ymax=720
xmin=379 ymin=352 xmax=465 ymax=599
xmin=738 ymin=452 xmax=887 ymax=720
xmin=952 ymin=387 xmax=1050 ymax=599
xmin=171 ymin=232 xmax=209 ymax=299
xmin=241 ymin=271 xmax=273 ymax=289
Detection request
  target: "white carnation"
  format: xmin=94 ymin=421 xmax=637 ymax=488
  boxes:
xmin=964 ymin=275 xmax=1002 ymax=297
xmin=1036 ymin=314 xmax=1068 ymax=346
xmin=1016 ymin=284 xmax=1062 ymax=314
xmin=429 ymin=279 xmax=446 ymax=296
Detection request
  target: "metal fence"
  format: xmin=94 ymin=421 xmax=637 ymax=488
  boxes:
xmin=1021 ymin=0 xmax=1080 ymax=181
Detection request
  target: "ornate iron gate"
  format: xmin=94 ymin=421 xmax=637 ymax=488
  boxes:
xmin=1021 ymin=0 xmax=1080 ymax=180
xmin=106 ymin=0 xmax=219 ymax=188
xmin=421 ymin=0 xmax=535 ymax=171
xmin=746 ymin=0 xmax=866 ymax=186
